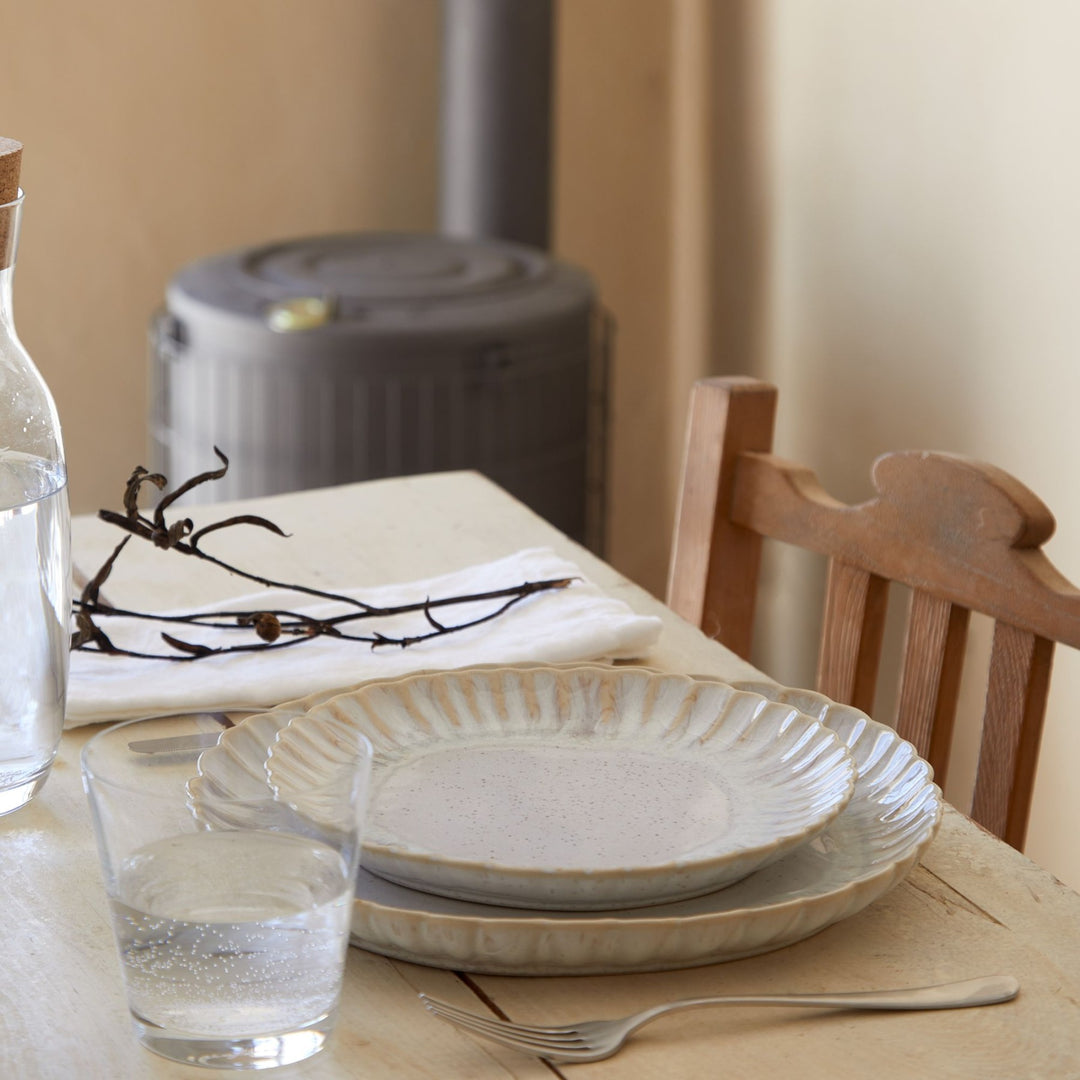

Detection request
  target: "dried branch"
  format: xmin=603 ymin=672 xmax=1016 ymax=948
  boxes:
xmin=73 ymin=450 xmax=574 ymax=661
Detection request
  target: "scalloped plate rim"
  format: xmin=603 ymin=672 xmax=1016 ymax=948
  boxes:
xmin=264 ymin=665 xmax=858 ymax=909
xmin=192 ymin=665 xmax=943 ymax=974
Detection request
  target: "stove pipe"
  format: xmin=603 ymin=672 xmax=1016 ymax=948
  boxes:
xmin=438 ymin=0 xmax=553 ymax=249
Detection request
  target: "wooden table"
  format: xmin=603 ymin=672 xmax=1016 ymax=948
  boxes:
xmin=4 ymin=472 xmax=1079 ymax=1079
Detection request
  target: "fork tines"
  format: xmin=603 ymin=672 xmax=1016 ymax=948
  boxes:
xmin=419 ymin=995 xmax=588 ymax=1057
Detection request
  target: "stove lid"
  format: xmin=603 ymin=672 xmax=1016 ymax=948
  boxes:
xmin=165 ymin=232 xmax=594 ymax=347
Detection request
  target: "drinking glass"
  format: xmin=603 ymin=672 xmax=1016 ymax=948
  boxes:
xmin=82 ymin=713 xmax=372 ymax=1070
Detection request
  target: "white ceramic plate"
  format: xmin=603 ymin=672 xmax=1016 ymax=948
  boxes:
xmin=193 ymin=668 xmax=941 ymax=975
xmin=264 ymin=666 xmax=856 ymax=909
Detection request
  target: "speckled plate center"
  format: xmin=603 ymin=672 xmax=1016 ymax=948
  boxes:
xmin=264 ymin=666 xmax=858 ymax=909
xmin=372 ymin=741 xmax=734 ymax=869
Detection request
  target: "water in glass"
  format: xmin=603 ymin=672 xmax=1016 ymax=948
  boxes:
xmin=110 ymin=830 xmax=354 ymax=1039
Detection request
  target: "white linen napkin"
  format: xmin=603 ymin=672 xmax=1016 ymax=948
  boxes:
xmin=66 ymin=547 xmax=663 ymax=726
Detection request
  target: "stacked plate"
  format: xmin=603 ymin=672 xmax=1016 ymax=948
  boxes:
xmin=192 ymin=665 xmax=942 ymax=975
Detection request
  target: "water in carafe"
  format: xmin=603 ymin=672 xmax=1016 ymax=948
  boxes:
xmin=0 ymin=139 xmax=71 ymax=814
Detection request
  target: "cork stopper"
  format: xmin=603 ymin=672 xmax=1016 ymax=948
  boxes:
xmin=0 ymin=138 xmax=21 ymax=204
xmin=0 ymin=138 xmax=22 ymax=269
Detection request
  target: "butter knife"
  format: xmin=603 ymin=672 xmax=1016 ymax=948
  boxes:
xmin=128 ymin=731 xmax=226 ymax=755
xmin=128 ymin=712 xmax=242 ymax=755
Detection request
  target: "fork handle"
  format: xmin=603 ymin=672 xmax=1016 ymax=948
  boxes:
xmin=629 ymin=975 xmax=1019 ymax=1030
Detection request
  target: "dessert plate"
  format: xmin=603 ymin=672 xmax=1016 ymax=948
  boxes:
xmin=264 ymin=666 xmax=856 ymax=909
xmin=192 ymin=668 xmax=942 ymax=974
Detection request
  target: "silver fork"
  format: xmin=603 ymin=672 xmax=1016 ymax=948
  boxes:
xmin=419 ymin=974 xmax=1019 ymax=1063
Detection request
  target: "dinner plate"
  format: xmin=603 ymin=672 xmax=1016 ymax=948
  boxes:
xmin=192 ymin=666 xmax=942 ymax=975
xmin=265 ymin=666 xmax=856 ymax=909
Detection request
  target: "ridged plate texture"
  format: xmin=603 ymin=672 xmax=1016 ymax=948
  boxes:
xmin=193 ymin=666 xmax=942 ymax=974
xmin=265 ymin=666 xmax=856 ymax=909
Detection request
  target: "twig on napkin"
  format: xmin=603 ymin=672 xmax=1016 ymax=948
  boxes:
xmin=73 ymin=449 xmax=575 ymax=661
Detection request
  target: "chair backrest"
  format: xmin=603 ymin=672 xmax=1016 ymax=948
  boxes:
xmin=666 ymin=376 xmax=1080 ymax=849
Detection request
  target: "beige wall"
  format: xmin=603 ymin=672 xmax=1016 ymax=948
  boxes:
xmin=554 ymin=0 xmax=675 ymax=594
xmin=755 ymin=0 xmax=1080 ymax=889
xmin=554 ymin=0 xmax=763 ymax=595
xmin=3 ymin=0 xmax=440 ymax=516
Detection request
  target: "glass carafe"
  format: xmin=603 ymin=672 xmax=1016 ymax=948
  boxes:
xmin=0 ymin=185 xmax=71 ymax=815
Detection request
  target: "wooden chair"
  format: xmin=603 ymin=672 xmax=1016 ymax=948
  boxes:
xmin=666 ymin=375 xmax=1080 ymax=849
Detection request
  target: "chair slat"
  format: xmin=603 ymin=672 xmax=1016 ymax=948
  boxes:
xmin=971 ymin=623 xmax=1054 ymax=847
xmin=669 ymin=376 xmax=1080 ymax=851
xmin=666 ymin=378 xmax=776 ymax=657
xmin=895 ymin=590 xmax=970 ymax=787
xmin=816 ymin=560 xmax=888 ymax=715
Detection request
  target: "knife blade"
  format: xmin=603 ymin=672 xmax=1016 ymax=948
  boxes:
xmin=127 ymin=711 xmax=242 ymax=755
xmin=128 ymin=731 xmax=225 ymax=755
